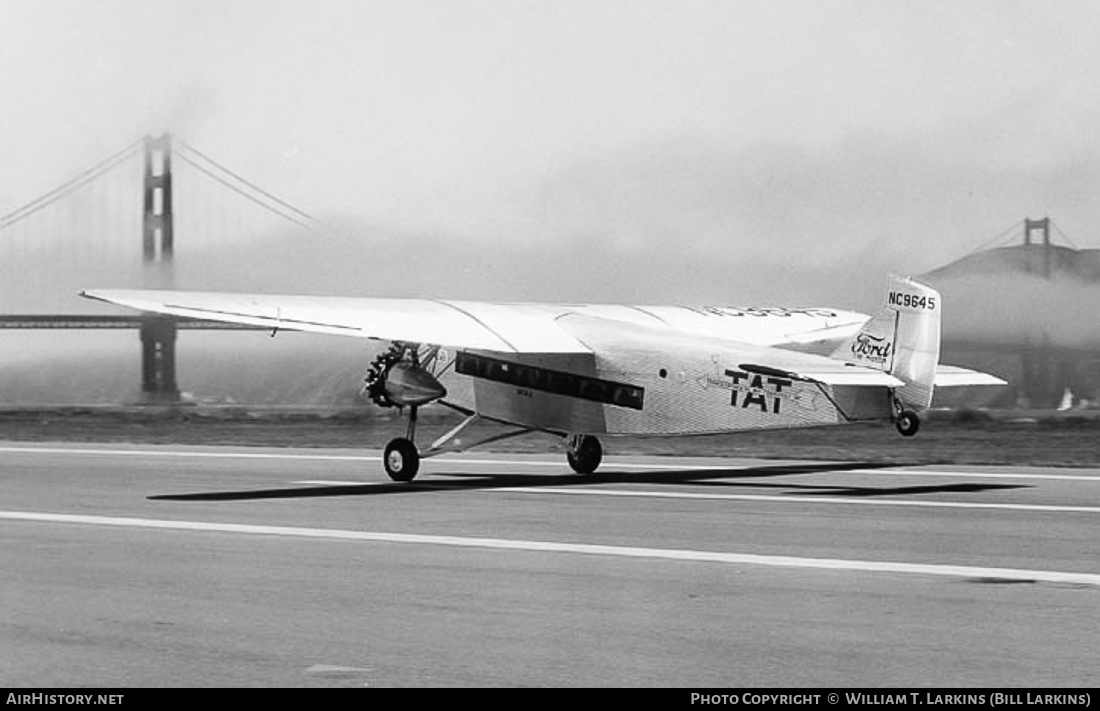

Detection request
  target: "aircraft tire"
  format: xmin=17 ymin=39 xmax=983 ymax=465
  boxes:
xmin=384 ymin=437 xmax=420 ymax=482
xmin=567 ymin=435 xmax=603 ymax=475
xmin=895 ymin=410 xmax=920 ymax=437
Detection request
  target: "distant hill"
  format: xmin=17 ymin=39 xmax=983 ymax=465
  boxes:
xmin=924 ymin=243 xmax=1100 ymax=283
xmin=921 ymin=243 xmax=1100 ymax=408
xmin=921 ymin=244 xmax=1100 ymax=351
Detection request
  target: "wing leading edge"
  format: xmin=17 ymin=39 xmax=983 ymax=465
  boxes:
xmin=80 ymin=289 xmax=592 ymax=354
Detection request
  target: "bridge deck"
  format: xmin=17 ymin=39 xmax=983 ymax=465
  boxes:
xmin=0 ymin=315 xmax=264 ymax=330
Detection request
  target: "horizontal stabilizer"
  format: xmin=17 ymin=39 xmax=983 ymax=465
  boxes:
xmin=934 ymin=365 xmax=1007 ymax=387
xmin=739 ymin=362 xmax=904 ymax=387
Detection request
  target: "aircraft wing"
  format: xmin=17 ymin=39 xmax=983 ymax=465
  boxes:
xmin=80 ymin=289 xmax=592 ymax=354
xmin=81 ymin=289 xmax=1001 ymax=390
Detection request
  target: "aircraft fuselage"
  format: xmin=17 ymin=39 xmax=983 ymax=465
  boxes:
xmin=433 ymin=313 xmax=893 ymax=436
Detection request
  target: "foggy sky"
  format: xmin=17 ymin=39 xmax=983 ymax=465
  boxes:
xmin=4 ymin=1 xmax=1100 ymax=310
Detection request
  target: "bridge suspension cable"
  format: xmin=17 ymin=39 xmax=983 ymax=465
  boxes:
xmin=963 ymin=219 xmax=1026 ymax=256
xmin=1052 ymin=220 xmax=1078 ymax=249
xmin=174 ymin=138 xmax=327 ymax=232
xmin=0 ymin=139 xmax=144 ymax=230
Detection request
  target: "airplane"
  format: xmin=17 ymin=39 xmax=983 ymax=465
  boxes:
xmin=81 ymin=274 xmax=1004 ymax=482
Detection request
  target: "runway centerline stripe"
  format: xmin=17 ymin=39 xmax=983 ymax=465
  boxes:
xmin=1 ymin=510 xmax=1098 ymax=587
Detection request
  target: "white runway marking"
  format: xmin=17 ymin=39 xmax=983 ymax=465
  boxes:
xmin=500 ymin=487 xmax=1100 ymax=514
xmin=2 ymin=444 xmax=1098 ymax=480
xmin=306 ymin=664 xmax=373 ymax=676
xmin=2 ymin=510 xmax=1098 ymax=587
xmin=878 ymin=468 xmax=1100 ymax=483
xmin=293 ymin=479 xmax=1100 ymax=515
xmin=0 ymin=445 xmax=698 ymax=470
xmin=0 ymin=445 xmax=381 ymax=463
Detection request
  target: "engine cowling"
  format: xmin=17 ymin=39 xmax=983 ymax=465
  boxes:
xmin=378 ymin=362 xmax=447 ymax=407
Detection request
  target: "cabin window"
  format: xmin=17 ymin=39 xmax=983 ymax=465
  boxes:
xmin=455 ymin=352 xmax=644 ymax=410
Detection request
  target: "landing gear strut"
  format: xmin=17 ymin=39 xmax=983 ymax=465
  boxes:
xmin=566 ymin=434 xmax=603 ymax=474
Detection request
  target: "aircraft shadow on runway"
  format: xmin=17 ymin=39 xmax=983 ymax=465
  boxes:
xmin=147 ymin=461 xmax=1028 ymax=502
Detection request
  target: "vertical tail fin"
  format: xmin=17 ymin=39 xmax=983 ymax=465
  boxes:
xmin=831 ymin=275 xmax=941 ymax=410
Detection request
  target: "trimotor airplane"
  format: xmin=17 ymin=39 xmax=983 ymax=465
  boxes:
xmin=81 ymin=275 xmax=1003 ymax=482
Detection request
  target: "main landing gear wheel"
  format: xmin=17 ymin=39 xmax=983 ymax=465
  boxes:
xmin=566 ymin=435 xmax=603 ymax=475
xmin=384 ymin=437 xmax=420 ymax=482
xmin=895 ymin=410 xmax=921 ymax=437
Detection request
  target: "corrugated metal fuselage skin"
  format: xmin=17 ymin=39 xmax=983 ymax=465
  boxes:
xmin=433 ymin=317 xmax=895 ymax=436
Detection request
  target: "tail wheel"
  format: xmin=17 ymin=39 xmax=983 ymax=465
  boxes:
xmin=384 ymin=437 xmax=420 ymax=482
xmin=895 ymin=410 xmax=920 ymax=437
xmin=566 ymin=435 xmax=603 ymax=475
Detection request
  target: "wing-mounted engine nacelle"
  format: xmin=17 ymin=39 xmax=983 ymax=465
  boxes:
xmin=380 ymin=361 xmax=447 ymax=406
xmin=362 ymin=343 xmax=447 ymax=408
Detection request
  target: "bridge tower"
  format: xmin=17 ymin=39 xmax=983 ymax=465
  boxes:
xmin=140 ymin=134 xmax=179 ymax=402
xmin=1023 ymin=216 xmax=1052 ymax=278
xmin=1019 ymin=216 xmax=1071 ymax=407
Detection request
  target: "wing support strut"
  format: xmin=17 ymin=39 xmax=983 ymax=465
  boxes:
xmin=428 ymin=413 xmax=481 ymax=452
xmin=421 ymin=413 xmax=537 ymax=459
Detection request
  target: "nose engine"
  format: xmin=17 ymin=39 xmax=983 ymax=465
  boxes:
xmin=362 ymin=343 xmax=446 ymax=408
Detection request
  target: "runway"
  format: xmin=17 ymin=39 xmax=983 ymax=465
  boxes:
xmin=1 ymin=442 xmax=1097 ymax=687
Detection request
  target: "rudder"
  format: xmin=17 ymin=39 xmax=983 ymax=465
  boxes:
xmin=831 ymin=275 xmax=941 ymax=411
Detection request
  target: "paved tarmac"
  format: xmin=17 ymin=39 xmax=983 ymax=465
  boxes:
xmin=1 ymin=442 xmax=1097 ymax=687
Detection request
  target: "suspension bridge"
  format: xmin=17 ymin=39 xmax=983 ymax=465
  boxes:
xmin=0 ymin=133 xmax=326 ymax=401
xmin=3 ymin=135 xmax=1095 ymax=408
